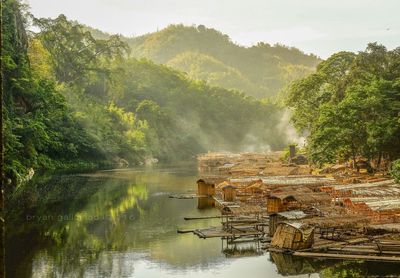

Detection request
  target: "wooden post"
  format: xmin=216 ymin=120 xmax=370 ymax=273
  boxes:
xmin=289 ymin=145 xmax=296 ymax=159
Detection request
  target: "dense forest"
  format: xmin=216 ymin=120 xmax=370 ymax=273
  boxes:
xmin=285 ymin=44 xmax=400 ymax=171
xmin=2 ymin=0 xmax=288 ymax=184
xmin=3 ymin=0 xmax=400 ymax=185
xmin=87 ymin=24 xmax=321 ymax=98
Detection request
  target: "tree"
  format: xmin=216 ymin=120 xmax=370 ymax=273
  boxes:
xmin=286 ymin=44 xmax=400 ymax=168
xmin=33 ymin=14 xmax=128 ymax=85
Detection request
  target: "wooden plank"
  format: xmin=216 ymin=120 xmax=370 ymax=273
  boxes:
xmin=379 ymin=240 xmax=400 ymax=243
xmin=308 ymin=235 xmax=388 ymax=252
xmin=194 ymin=230 xmax=264 ymax=238
xmin=170 ymin=194 xmax=210 ymax=199
xmin=228 ymin=238 xmax=264 ymax=244
xmin=293 ymin=251 xmax=400 ymax=262
xmin=225 ymin=219 xmax=260 ymax=224
xmin=328 ymin=247 xmax=400 ymax=255
xmin=184 ymin=215 xmax=225 ymax=220
xmin=177 ymin=229 xmax=195 ymax=233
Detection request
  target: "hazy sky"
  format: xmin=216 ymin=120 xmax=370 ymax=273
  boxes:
xmin=27 ymin=0 xmax=399 ymax=58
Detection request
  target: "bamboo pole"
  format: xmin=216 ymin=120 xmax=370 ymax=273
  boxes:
xmin=293 ymin=251 xmax=400 ymax=262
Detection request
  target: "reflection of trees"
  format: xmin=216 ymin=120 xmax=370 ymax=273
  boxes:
xmin=320 ymin=260 xmax=400 ymax=278
xmin=7 ymin=169 xmax=227 ymax=277
xmin=222 ymin=243 xmax=263 ymax=258
xmin=269 ymin=252 xmax=400 ymax=277
xmin=6 ymin=174 xmax=148 ymax=277
xmin=47 ymin=182 xmax=148 ymax=274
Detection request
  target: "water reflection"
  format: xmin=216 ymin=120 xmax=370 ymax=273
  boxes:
xmin=269 ymin=252 xmax=400 ymax=277
xmin=6 ymin=166 xmax=228 ymax=277
xmin=222 ymin=240 xmax=263 ymax=258
xmin=197 ymin=197 xmax=215 ymax=209
xmin=5 ymin=166 xmax=400 ymax=278
xmin=270 ymin=253 xmax=329 ymax=276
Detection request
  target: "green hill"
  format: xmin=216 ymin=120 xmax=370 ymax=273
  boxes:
xmin=3 ymin=7 xmax=289 ymax=183
xmin=123 ymin=24 xmax=321 ymax=98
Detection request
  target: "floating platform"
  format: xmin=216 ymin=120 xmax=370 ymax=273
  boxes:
xmin=184 ymin=215 xmax=228 ymax=220
xmin=194 ymin=228 xmax=264 ymax=239
xmin=177 ymin=226 xmax=265 ymax=239
xmin=293 ymin=251 xmax=400 ymax=262
xmin=168 ymin=194 xmax=208 ymax=199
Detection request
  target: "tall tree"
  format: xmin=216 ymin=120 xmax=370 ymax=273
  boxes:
xmin=33 ymin=14 xmax=128 ymax=85
xmin=286 ymin=43 xmax=400 ymax=168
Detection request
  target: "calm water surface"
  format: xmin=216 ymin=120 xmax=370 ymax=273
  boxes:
xmin=6 ymin=164 xmax=400 ymax=277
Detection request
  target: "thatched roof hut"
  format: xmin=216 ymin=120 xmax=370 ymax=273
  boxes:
xmin=197 ymin=178 xmax=216 ymax=196
xmin=267 ymin=195 xmax=284 ymax=213
xmin=267 ymin=190 xmax=331 ymax=212
xmin=222 ymin=184 xmax=237 ymax=202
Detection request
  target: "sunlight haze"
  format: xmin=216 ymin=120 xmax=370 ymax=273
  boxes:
xmin=27 ymin=0 xmax=400 ymax=58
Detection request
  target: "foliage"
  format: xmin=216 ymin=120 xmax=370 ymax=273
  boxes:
xmin=285 ymin=44 xmax=400 ymax=167
xmin=391 ymin=160 xmax=400 ymax=182
xmin=3 ymin=1 xmax=289 ymax=184
xmin=33 ymin=14 xmax=129 ymax=85
xmin=2 ymin=0 xmax=104 ymax=184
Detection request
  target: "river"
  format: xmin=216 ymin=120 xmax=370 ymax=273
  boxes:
xmin=5 ymin=164 xmax=400 ymax=277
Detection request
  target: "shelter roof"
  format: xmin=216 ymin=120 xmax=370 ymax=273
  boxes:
xmin=222 ymin=185 xmax=237 ymax=190
xmin=276 ymin=210 xmax=308 ymax=220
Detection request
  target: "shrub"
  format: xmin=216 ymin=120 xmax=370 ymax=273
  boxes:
xmin=390 ymin=159 xmax=400 ymax=183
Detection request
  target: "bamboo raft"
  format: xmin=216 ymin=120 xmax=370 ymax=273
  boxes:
xmin=184 ymin=215 xmax=228 ymax=220
xmin=178 ymin=214 xmax=269 ymax=239
xmin=176 ymin=227 xmax=263 ymax=238
xmin=193 ymin=228 xmax=264 ymax=239
xmin=293 ymin=251 xmax=400 ymax=262
xmin=274 ymin=234 xmax=400 ymax=262
xmin=168 ymin=194 xmax=208 ymax=199
xmin=175 ymin=156 xmax=400 ymax=262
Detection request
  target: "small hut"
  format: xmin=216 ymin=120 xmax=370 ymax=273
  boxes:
xmin=267 ymin=191 xmax=331 ymax=213
xmin=269 ymin=210 xmax=308 ymax=237
xmin=197 ymin=179 xmax=215 ymax=197
xmin=271 ymin=222 xmax=314 ymax=250
xmin=222 ymin=185 xmax=237 ymax=202
xmin=267 ymin=196 xmax=284 ymax=213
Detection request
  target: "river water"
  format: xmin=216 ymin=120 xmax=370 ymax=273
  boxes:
xmin=5 ymin=164 xmax=400 ymax=277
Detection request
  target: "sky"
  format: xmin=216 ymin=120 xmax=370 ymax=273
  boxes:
xmin=27 ymin=0 xmax=400 ymax=58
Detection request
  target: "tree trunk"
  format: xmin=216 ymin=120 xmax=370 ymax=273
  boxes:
xmin=377 ymin=152 xmax=382 ymax=172
xmin=352 ymin=152 xmax=358 ymax=172
xmin=0 ymin=5 xmax=6 ymax=274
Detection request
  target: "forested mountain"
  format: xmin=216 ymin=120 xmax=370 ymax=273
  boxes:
xmin=88 ymin=24 xmax=321 ymax=98
xmin=2 ymin=1 xmax=288 ymax=184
